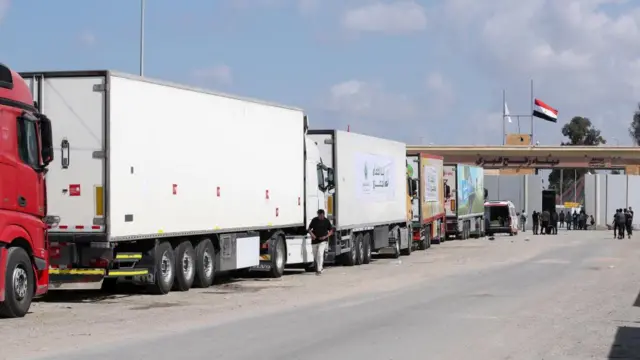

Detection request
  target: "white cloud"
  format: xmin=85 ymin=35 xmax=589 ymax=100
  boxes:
xmin=425 ymin=72 xmax=454 ymax=110
xmin=79 ymin=31 xmax=96 ymax=46
xmin=342 ymin=1 xmax=427 ymax=34
xmin=437 ymin=0 xmax=640 ymax=141
xmin=192 ymin=65 xmax=233 ymax=85
xmin=322 ymin=79 xmax=421 ymax=138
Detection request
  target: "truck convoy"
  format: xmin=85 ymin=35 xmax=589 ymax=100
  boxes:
xmin=308 ymin=130 xmax=412 ymax=262
xmin=0 ymin=64 xmax=54 ymax=318
xmin=406 ymin=153 xmax=445 ymax=247
xmin=443 ymin=164 xmax=485 ymax=239
xmin=15 ymin=70 xmax=420 ymax=298
xmin=19 ymin=69 xmax=331 ymax=294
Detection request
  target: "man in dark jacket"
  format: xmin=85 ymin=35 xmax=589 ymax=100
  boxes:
xmin=551 ymin=210 xmax=558 ymax=235
xmin=625 ymin=208 xmax=633 ymax=238
xmin=541 ymin=210 xmax=550 ymax=235
xmin=559 ymin=211 xmax=565 ymax=228
xmin=308 ymin=209 xmax=334 ymax=275
xmin=532 ymin=211 xmax=539 ymax=235
xmin=617 ymin=209 xmax=627 ymax=239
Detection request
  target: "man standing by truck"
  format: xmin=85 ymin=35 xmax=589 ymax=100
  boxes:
xmin=308 ymin=209 xmax=335 ymax=275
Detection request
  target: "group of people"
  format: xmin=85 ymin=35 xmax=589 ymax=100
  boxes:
xmin=529 ymin=209 xmax=594 ymax=235
xmin=612 ymin=207 xmax=634 ymax=239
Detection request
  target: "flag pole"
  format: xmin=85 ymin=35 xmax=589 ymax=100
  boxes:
xmin=530 ymin=79 xmax=534 ymax=144
xmin=502 ymin=89 xmax=506 ymax=145
xmin=139 ymin=0 xmax=145 ymax=77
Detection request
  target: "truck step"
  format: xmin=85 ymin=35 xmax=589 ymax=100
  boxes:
xmin=106 ymin=268 xmax=149 ymax=277
xmin=114 ymin=252 xmax=143 ymax=261
xmin=49 ymin=268 xmax=106 ymax=276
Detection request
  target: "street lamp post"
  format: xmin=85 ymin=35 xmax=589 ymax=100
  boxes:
xmin=139 ymin=0 xmax=145 ymax=77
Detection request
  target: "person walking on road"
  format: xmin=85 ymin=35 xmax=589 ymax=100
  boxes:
xmin=520 ymin=210 xmax=527 ymax=232
xmin=617 ymin=209 xmax=627 ymax=239
xmin=541 ymin=209 xmax=550 ymax=235
xmin=628 ymin=207 xmax=634 ymax=238
xmin=532 ymin=211 xmax=539 ymax=235
xmin=551 ymin=210 xmax=559 ymax=234
xmin=308 ymin=209 xmax=334 ymax=275
xmin=559 ymin=211 xmax=565 ymax=228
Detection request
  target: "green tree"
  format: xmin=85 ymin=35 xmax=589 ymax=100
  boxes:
xmin=547 ymin=117 xmax=606 ymax=195
xmin=628 ymin=103 xmax=640 ymax=145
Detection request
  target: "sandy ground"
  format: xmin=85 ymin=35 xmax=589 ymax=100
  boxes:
xmin=2 ymin=229 xmax=639 ymax=359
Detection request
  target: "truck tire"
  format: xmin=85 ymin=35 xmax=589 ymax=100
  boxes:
xmin=401 ymin=234 xmax=412 ymax=256
xmin=342 ymin=237 xmax=357 ymax=266
xmin=268 ymin=236 xmax=285 ymax=278
xmin=173 ymin=241 xmax=196 ymax=292
xmin=355 ymin=234 xmax=364 ymax=265
xmin=149 ymin=242 xmax=175 ymax=295
xmin=425 ymin=226 xmax=432 ymax=249
xmin=0 ymin=247 xmax=34 ymax=318
xmin=392 ymin=235 xmax=401 ymax=259
xmin=194 ymin=238 xmax=215 ymax=288
xmin=362 ymin=233 xmax=372 ymax=264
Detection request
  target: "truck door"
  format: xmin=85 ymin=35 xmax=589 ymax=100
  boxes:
xmin=23 ymin=74 xmax=106 ymax=234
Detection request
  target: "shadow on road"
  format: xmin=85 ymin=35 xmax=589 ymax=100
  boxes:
xmin=609 ymin=326 xmax=640 ymax=359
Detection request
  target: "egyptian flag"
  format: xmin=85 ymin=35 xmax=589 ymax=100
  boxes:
xmin=532 ymin=98 xmax=558 ymax=123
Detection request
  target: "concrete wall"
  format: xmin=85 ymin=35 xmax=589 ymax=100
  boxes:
xmin=484 ymin=174 xmax=543 ymax=230
xmin=584 ymin=174 xmax=640 ymax=229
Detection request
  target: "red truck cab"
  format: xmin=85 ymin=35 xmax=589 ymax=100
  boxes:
xmin=0 ymin=63 xmax=53 ymax=318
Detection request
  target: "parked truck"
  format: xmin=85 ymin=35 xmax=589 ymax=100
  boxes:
xmin=406 ymin=153 xmax=445 ymax=247
xmin=19 ymin=69 xmax=329 ymax=294
xmin=0 ymin=64 xmax=54 ymax=318
xmin=308 ymin=130 xmax=411 ymax=262
xmin=443 ymin=164 xmax=485 ymax=239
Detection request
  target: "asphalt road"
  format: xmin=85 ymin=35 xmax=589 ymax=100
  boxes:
xmin=39 ymin=231 xmax=640 ymax=360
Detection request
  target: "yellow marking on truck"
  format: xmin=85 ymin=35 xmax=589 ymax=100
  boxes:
xmin=115 ymin=253 xmax=142 ymax=260
xmin=108 ymin=269 xmax=149 ymax=276
xmin=267 ymin=222 xmax=273 ymax=226
xmin=214 ymin=226 xmax=220 ymax=230
xmin=260 ymin=255 xmax=271 ymax=261
xmin=49 ymin=268 xmax=105 ymax=275
xmin=95 ymin=185 xmax=104 ymax=216
xmin=158 ymin=229 xmax=164 ymax=233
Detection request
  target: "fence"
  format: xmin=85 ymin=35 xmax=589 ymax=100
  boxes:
xmin=584 ymin=174 xmax=640 ymax=229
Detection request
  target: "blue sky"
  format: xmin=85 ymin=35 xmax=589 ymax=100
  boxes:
xmin=1 ymin=0 xmax=640 ymax=146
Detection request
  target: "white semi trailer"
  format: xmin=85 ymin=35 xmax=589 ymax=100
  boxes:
xmin=308 ymin=130 xmax=412 ymax=264
xmin=20 ymin=70 xmax=328 ymax=293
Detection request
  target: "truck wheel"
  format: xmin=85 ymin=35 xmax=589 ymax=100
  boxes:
xmin=355 ymin=234 xmax=364 ymax=265
xmin=149 ymin=242 xmax=175 ymax=295
xmin=173 ymin=241 xmax=196 ymax=292
xmin=392 ymin=236 xmax=401 ymax=259
xmin=194 ymin=238 xmax=215 ymax=288
xmin=268 ymin=236 xmax=285 ymax=278
xmin=0 ymin=247 xmax=34 ymax=318
xmin=362 ymin=233 xmax=372 ymax=264
xmin=343 ymin=237 xmax=357 ymax=266
xmin=401 ymin=233 xmax=412 ymax=256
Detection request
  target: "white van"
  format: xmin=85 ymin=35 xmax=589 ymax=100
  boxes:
xmin=484 ymin=200 xmax=519 ymax=236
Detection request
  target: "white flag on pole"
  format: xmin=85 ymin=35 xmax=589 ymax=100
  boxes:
xmin=504 ymin=101 xmax=513 ymax=123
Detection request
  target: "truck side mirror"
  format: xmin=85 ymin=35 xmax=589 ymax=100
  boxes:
xmin=39 ymin=114 xmax=54 ymax=166
xmin=327 ymin=168 xmax=335 ymax=189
